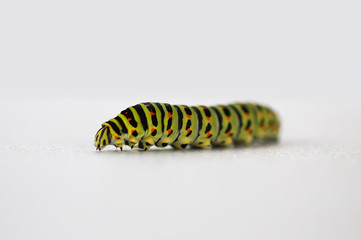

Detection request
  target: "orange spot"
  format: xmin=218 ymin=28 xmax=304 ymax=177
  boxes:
xmin=187 ymin=129 xmax=191 ymax=134
xmin=128 ymin=118 xmax=132 ymax=121
xmin=187 ymin=115 xmax=191 ymax=119
xmin=222 ymin=106 xmax=226 ymax=109
xmin=150 ymin=112 xmax=155 ymax=116
xmin=227 ymin=131 xmax=232 ymax=136
xmin=131 ymin=129 xmax=134 ymax=134
xmin=226 ymin=116 xmax=230 ymax=121
xmin=245 ymin=113 xmax=250 ymax=118
xmin=247 ymin=128 xmax=252 ymax=133
xmin=168 ymin=129 xmax=172 ymax=134
xmin=206 ymin=117 xmax=210 ymax=121
xmin=146 ymin=104 xmax=150 ymax=106
xmin=114 ymin=135 xmax=118 ymax=139
xmin=261 ymin=125 xmax=265 ymax=130
xmin=202 ymin=107 xmax=206 ymax=109
xmin=206 ymin=132 xmax=211 ymax=137
xmin=151 ymin=128 xmax=155 ymax=132
xmin=168 ymin=112 xmax=172 ymax=118
xmin=183 ymin=106 xmax=188 ymax=108
xmin=166 ymin=104 xmax=169 ymax=106
xmin=125 ymin=112 xmax=128 ymax=114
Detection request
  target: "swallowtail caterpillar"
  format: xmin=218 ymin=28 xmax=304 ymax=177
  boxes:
xmin=94 ymin=102 xmax=280 ymax=151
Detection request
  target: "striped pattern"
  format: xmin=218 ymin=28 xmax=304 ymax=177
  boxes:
xmin=94 ymin=102 xmax=281 ymax=151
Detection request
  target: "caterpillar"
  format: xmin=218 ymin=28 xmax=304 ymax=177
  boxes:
xmin=94 ymin=102 xmax=280 ymax=151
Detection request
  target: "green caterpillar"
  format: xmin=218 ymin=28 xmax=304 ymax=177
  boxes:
xmin=94 ymin=102 xmax=280 ymax=151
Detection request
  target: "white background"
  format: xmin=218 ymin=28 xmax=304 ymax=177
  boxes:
xmin=1 ymin=0 xmax=361 ymax=239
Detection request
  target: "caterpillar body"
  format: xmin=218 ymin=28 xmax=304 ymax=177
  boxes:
xmin=94 ymin=102 xmax=280 ymax=151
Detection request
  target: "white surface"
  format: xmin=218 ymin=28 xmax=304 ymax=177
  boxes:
xmin=1 ymin=98 xmax=361 ymax=240
xmin=1 ymin=0 xmax=361 ymax=239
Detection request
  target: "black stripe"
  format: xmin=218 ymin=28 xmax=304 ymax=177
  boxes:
xmin=191 ymin=106 xmax=203 ymax=141
xmin=165 ymin=104 xmax=173 ymax=113
xmin=225 ymin=123 xmax=232 ymax=133
xmin=106 ymin=128 xmax=111 ymax=143
xmin=143 ymin=102 xmax=158 ymax=127
xmin=186 ymin=119 xmax=191 ymax=129
xmin=230 ymin=105 xmax=243 ymax=136
xmin=121 ymin=108 xmax=137 ymax=128
xmin=210 ymin=107 xmax=223 ymax=139
xmin=114 ymin=116 xmax=128 ymax=134
xmin=202 ymin=106 xmax=211 ymax=117
xmin=183 ymin=106 xmax=192 ymax=115
xmin=154 ymin=103 xmax=165 ymax=131
xmin=174 ymin=106 xmax=183 ymax=131
xmin=222 ymin=106 xmax=231 ymax=116
xmin=133 ymin=104 xmax=148 ymax=131
xmin=143 ymin=102 xmax=155 ymax=112
xmin=205 ymin=123 xmax=211 ymax=133
xmin=95 ymin=127 xmax=102 ymax=140
xmin=151 ymin=129 xmax=157 ymax=136
xmin=99 ymin=127 xmax=106 ymax=143
xmin=241 ymin=104 xmax=249 ymax=114
xmin=151 ymin=114 xmax=158 ymax=126
xmin=246 ymin=119 xmax=251 ymax=130
xmin=167 ymin=117 xmax=172 ymax=130
xmin=107 ymin=120 xmax=121 ymax=135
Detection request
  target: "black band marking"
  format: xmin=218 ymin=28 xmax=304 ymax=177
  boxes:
xmin=107 ymin=120 xmax=121 ymax=135
xmin=154 ymin=103 xmax=165 ymax=132
xmin=121 ymin=108 xmax=138 ymax=128
xmin=133 ymin=104 xmax=148 ymax=132
xmin=174 ymin=106 xmax=183 ymax=131
xmin=115 ymin=116 xmax=128 ymax=134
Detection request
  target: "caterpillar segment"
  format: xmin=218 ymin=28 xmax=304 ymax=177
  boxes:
xmin=94 ymin=102 xmax=280 ymax=151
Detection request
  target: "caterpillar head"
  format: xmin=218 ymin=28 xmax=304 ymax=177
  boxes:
xmin=94 ymin=123 xmax=124 ymax=151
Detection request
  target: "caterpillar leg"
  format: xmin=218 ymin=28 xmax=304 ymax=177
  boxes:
xmin=190 ymin=139 xmax=212 ymax=148
xmin=155 ymin=136 xmax=175 ymax=148
xmin=237 ymin=136 xmax=254 ymax=145
xmin=213 ymin=137 xmax=233 ymax=147
xmin=171 ymin=142 xmax=189 ymax=150
xmin=137 ymin=136 xmax=155 ymax=151
xmin=155 ymin=141 xmax=171 ymax=148
xmin=137 ymin=141 xmax=152 ymax=151
xmin=128 ymin=141 xmax=137 ymax=149
xmin=125 ymin=136 xmax=139 ymax=149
